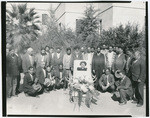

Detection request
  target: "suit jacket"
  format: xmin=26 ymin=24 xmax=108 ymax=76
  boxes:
xmin=22 ymin=53 xmax=36 ymax=73
xmin=70 ymin=53 xmax=83 ymax=69
xmin=36 ymin=66 xmax=46 ymax=84
xmin=130 ymin=57 xmax=146 ymax=82
xmin=99 ymin=74 xmax=115 ymax=86
xmin=53 ymin=69 xmax=66 ymax=79
xmin=49 ymin=52 xmax=55 ymax=66
xmin=35 ymin=53 xmax=49 ymax=68
xmin=115 ymin=76 xmax=133 ymax=93
xmin=23 ymin=73 xmax=35 ymax=93
xmin=15 ymin=53 xmax=22 ymax=72
xmin=6 ymin=54 xmax=20 ymax=76
xmin=53 ymin=52 xmax=63 ymax=67
xmin=92 ymin=53 xmax=105 ymax=70
xmin=113 ymin=53 xmax=126 ymax=72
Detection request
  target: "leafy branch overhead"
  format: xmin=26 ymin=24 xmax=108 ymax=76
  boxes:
xmin=6 ymin=3 xmax=41 ymax=52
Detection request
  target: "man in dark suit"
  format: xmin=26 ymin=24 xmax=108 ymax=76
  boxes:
xmin=99 ymin=68 xmax=115 ymax=93
xmin=14 ymin=48 xmax=22 ymax=94
xmin=53 ymin=47 xmax=63 ymax=69
xmin=115 ymin=70 xmax=133 ymax=105
xmin=22 ymin=48 xmax=36 ymax=73
xmin=7 ymin=47 xmax=20 ymax=97
xmin=23 ymin=66 xmax=42 ymax=97
xmin=49 ymin=47 xmax=55 ymax=67
xmin=92 ymin=47 xmax=105 ymax=90
xmin=130 ymin=51 xmax=146 ymax=107
xmin=125 ymin=49 xmax=134 ymax=78
xmin=113 ymin=46 xmax=126 ymax=73
xmin=77 ymin=61 xmax=87 ymax=71
xmin=36 ymin=61 xmax=49 ymax=92
xmin=35 ymin=48 xmax=49 ymax=68
xmin=53 ymin=64 xmax=67 ymax=90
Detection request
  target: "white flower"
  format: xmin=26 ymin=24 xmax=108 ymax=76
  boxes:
xmin=80 ymin=84 xmax=88 ymax=93
xmin=73 ymin=79 xmax=79 ymax=84
xmin=89 ymin=85 xmax=94 ymax=91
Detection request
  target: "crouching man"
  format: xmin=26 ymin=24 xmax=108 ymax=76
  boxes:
xmin=36 ymin=61 xmax=50 ymax=93
xmin=99 ymin=68 xmax=115 ymax=93
xmin=115 ymin=70 xmax=133 ymax=105
xmin=23 ymin=66 xmax=42 ymax=97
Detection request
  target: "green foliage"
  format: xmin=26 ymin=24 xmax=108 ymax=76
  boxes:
xmin=100 ymin=23 xmax=145 ymax=51
xmin=31 ymin=7 xmax=76 ymax=53
xmin=76 ymin=4 xmax=100 ymax=47
xmin=6 ymin=3 xmax=40 ymax=53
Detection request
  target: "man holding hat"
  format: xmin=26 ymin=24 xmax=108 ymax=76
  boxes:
xmin=115 ymin=70 xmax=133 ymax=105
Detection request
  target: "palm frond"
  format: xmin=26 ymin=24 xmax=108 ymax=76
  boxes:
xmin=18 ymin=3 xmax=27 ymax=15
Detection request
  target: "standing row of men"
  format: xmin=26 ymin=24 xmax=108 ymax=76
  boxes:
xmin=6 ymin=44 xmax=146 ymax=107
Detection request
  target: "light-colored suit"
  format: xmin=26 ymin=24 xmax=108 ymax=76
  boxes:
xmin=22 ymin=53 xmax=36 ymax=73
xmin=35 ymin=53 xmax=49 ymax=68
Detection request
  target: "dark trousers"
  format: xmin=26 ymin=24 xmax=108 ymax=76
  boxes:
xmin=100 ymin=83 xmax=115 ymax=92
xmin=119 ymin=89 xmax=133 ymax=103
xmin=25 ymin=86 xmax=43 ymax=97
xmin=132 ymin=81 xmax=144 ymax=105
xmin=16 ymin=74 xmax=21 ymax=94
xmin=136 ymin=82 xmax=144 ymax=105
xmin=7 ymin=75 xmax=17 ymax=97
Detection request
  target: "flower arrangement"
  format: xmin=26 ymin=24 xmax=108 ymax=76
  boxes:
xmin=69 ymin=76 xmax=99 ymax=108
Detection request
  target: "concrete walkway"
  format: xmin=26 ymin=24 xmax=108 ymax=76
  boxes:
xmin=7 ymin=89 xmax=146 ymax=116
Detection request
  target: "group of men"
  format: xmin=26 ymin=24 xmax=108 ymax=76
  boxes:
xmin=6 ymin=44 xmax=146 ymax=107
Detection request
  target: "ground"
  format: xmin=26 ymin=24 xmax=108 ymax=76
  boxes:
xmin=7 ymin=88 xmax=146 ymax=116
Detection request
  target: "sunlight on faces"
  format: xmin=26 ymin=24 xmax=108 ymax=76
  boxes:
xmin=97 ymin=47 xmax=101 ymax=53
xmin=59 ymin=64 xmax=63 ymax=70
xmin=81 ymin=47 xmax=85 ymax=52
xmin=50 ymin=48 xmax=54 ymax=53
xmin=67 ymin=49 xmax=71 ymax=55
xmin=46 ymin=66 xmax=51 ymax=72
xmin=105 ymin=69 xmax=111 ymax=75
xmin=109 ymin=46 xmax=113 ymax=52
xmin=27 ymin=48 xmax=34 ymax=56
xmin=45 ymin=46 xmax=50 ymax=52
xmin=28 ymin=67 xmax=34 ymax=75
xmin=91 ymin=47 xmax=95 ymax=53
xmin=41 ymin=61 xmax=45 ymax=68
xmin=57 ymin=48 xmax=61 ymax=53
xmin=87 ymin=47 xmax=91 ymax=53
xmin=134 ymin=51 xmax=141 ymax=60
xmin=75 ymin=48 xmax=80 ymax=54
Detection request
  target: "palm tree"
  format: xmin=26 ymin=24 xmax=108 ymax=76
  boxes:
xmin=6 ymin=3 xmax=41 ymax=52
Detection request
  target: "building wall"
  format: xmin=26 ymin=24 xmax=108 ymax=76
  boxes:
xmin=55 ymin=3 xmax=66 ymax=26
xmin=112 ymin=2 xmax=146 ymax=30
xmin=97 ymin=3 xmax=113 ymax=30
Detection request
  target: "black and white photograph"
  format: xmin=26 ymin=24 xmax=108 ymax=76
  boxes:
xmin=2 ymin=0 xmax=149 ymax=117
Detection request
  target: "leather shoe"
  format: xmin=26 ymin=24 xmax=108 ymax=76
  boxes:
xmin=119 ymin=101 xmax=127 ymax=105
xmin=131 ymin=100 xmax=138 ymax=104
xmin=136 ymin=104 xmax=143 ymax=107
